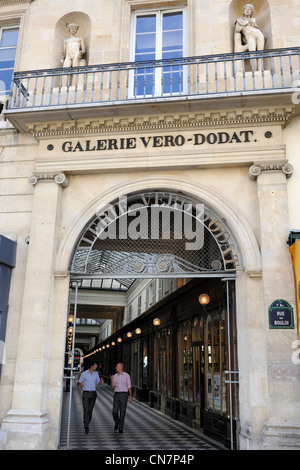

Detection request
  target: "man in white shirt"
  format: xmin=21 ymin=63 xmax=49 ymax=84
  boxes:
xmin=110 ymin=363 xmax=132 ymax=434
xmin=78 ymin=361 xmax=103 ymax=434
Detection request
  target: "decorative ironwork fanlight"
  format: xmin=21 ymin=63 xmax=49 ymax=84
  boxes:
xmin=70 ymin=191 xmax=239 ymax=277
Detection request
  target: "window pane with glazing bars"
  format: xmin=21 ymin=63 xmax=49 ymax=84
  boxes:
xmin=133 ymin=11 xmax=184 ymax=96
xmin=162 ymin=12 xmax=183 ymax=94
xmin=0 ymin=28 xmax=19 ymax=96
xmin=134 ymin=15 xmax=156 ymax=96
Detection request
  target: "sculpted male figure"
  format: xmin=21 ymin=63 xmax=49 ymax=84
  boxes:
xmin=234 ymin=4 xmax=265 ymax=70
xmin=61 ymin=23 xmax=86 ymax=68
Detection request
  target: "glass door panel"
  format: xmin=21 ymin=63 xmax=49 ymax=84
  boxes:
xmin=132 ymin=10 xmax=185 ymax=97
xmin=134 ymin=14 xmax=156 ymax=97
xmin=162 ymin=12 xmax=184 ymax=95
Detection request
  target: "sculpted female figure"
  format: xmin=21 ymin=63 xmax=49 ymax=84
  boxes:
xmin=234 ymin=4 xmax=265 ymax=70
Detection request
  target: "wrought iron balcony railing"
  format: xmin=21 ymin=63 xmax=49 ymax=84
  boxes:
xmin=7 ymin=47 xmax=300 ymax=112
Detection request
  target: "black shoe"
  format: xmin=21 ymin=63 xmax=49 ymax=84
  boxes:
xmin=119 ymin=429 xmax=123 ymax=434
xmin=85 ymin=426 xmax=90 ymax=434
xmin=114 ymin=423 xmax=118 ymax=431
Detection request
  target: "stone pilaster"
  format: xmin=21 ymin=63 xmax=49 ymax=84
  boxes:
xmin=0 ymin=172 xmax=68 ymax=450
xmin=249 ymin=161 xmax=300 ymax=449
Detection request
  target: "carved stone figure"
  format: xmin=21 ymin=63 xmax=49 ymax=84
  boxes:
xmin=234 ymin=4 xmax=265 ymax=70
xmin=61 ymin=23 xmax=86 ymax=68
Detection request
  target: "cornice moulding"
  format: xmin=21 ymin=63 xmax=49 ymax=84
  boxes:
xmin=27 ymin=107 xmax=295 ymax=139
xmin=0 ymin=0 xmax=32 ymax=4
xmin=34 ymin=145 xmax=286 ymax=176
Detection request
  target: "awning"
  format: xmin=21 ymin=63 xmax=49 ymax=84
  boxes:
xmin=289 ymin=239 xmax=300 ymax=338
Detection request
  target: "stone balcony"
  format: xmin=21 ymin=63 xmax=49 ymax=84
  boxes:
xmin=3 ymin=47 xmax=300 ymax=132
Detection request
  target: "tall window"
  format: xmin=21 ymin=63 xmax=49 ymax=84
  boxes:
xmin=132 ymin=10 xmax=185 ymax=96
xmin=128 ymin=304 xmax=132 ymax=322
xmin=137 ymin=295 xmax=142 ymax=315
xmin=0 ymin=27 xmax=19 ymax=97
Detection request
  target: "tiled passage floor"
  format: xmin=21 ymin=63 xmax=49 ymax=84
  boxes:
xmin=59 ymin=383 xmax=223 ymax=450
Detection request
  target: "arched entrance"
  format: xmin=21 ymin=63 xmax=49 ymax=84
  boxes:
xmin=54 ymin=177 xmax=262 ymax=450
xmin=60 ymin=187 xmax=243 ymax=448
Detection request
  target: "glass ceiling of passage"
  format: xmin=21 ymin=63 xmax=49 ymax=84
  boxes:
xmin=74 ymin=278 xmax=135 ymax=291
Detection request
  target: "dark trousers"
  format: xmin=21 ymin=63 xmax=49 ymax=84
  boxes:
xmin=82 ymin=391 xmax=97 ymax=428
xmin=112 ymin=392 xmax=128 ymax=430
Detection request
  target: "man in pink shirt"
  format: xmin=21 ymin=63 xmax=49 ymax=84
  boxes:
xmin=110 ymin=363 xmax=132 ymax=434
